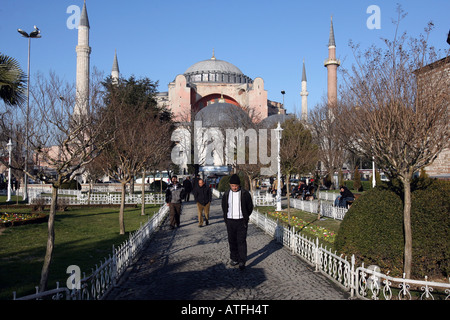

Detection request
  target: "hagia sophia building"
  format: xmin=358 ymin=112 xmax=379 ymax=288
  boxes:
xmin=74 ymin=1 xmax=340 ymax=175
xmin=74 ymin=1 xmax=341 ymax=124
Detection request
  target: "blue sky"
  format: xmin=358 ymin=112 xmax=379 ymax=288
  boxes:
xmin=1 ymin=0 xmax=449 ymax=115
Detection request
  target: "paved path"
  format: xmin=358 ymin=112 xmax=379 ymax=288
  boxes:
xmin=104 ymin=198 xmax=349 ymax=300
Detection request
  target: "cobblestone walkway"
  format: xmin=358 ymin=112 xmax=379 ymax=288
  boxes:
xmin=104 ymin=198 xmax=349 ymax=300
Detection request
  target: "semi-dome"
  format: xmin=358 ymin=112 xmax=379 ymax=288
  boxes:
xmin=195 ymin=102 xmax=251 ymax=128
xmin=259 ymin=113 xmax=295 ymax=129
xmin=184 ymin=53 xmax=252 ymax=84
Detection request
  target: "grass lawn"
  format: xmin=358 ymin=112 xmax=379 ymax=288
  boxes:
xmin=0 ymin=196 xmax=161 ymax=300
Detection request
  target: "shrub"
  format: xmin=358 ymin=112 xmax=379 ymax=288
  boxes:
xmin=411 ymin=179 xmax=450 ymax=278
xmin=218 ymin=175 xmax=231 ymax=192
xmin=60 ymin=180 xmax=81 ymax=190
xmin=217 ymin=172 xmax=247 ymax=192
xmin=335 ymin=178 xmax=450 ymax=279
xmin=150 ymin=180 xmax=167 ymax=191
xmin=334 ymin=187 xmax=405 ymax=274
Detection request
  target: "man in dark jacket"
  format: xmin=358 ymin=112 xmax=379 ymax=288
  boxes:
xmin=192 ymin=178 xmax=212 ymax=227
xmin=221 ymin=174 xmax=254 ymax=270
xmin=334 ymin=185 xmax=355 ymax=208
xmin=182 ymin=176 xmax=193 ymax=202
xmin=165 ymin=176 xmax=185 ymax=229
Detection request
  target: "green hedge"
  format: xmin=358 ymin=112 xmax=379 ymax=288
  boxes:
xmin=217 ymin=172 xmax=248 ymax=192
xmin=60 ymin=180 xmax=81 ymax=190
xmin=344 ymin=180 xmax=373 ymax=192
xmin=335 ymin=178 xmax=450 ymax=279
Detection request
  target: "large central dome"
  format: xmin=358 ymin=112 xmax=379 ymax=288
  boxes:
xmin=184 ymin=53 xmax=252 ymax=84
xmin=185 ymin=58 xmax=243 ymax=75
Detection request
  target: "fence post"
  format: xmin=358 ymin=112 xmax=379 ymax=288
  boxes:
xmin=291 ymin=226 xmax=295 ymax=255
xmin=112 ymin=244 xmax=117 ymax=287
xmin=315 ymin=237 xmax=320 ymax=272
xmin=350 ymin=254 xmax=356 ymax=298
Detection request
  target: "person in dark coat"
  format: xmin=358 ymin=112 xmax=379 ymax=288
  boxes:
xmin=192 ymin=178 xmax=212 ymax=227
xmin=334 ymin=185 xmax=355 ymax=208
xmin=165 ymin=176 xmax=185 ymax=229
xmin=182 ymin=176 xmax=192 ymax=202
xmin=221 ymin=174 xmax=254 ymax=270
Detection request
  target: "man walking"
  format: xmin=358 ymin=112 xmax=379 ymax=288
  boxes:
xmin=192 ymin=178 xmax=212 ymax=227
xmin=165 ymin=175 xmax=185 ymax=229
xmin=182 ymin=176 xmax=193 ymax=202
xmin=221 ymin=174 xmax=254 ymax=270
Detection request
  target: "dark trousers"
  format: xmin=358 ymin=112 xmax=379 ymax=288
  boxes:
xmin=184 ymin=192 xmax=190 ymax=202
xmin=169 ymin=203 xmax=182 ymax=227
xmin=225 ymin=219 xmax=248 ymax=264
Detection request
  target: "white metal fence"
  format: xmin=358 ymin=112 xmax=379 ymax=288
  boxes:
xmin=253 ymin=192 xmax=276 ymax=207
xmin=249 ymin=209 xmax=450 ymax=300
xmin=13 ymin=204 xmax=169 ymax=300
xmin=290 ymin=198 xmax=348 ymax=221
xmin=28 ymin=190 xmax=166 ymax=206
xmin=317 ymin=191 xmax=339 ymax=201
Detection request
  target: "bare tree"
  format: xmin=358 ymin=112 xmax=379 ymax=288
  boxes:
xmin=0 ymin=71 xmax=111 ymax=292
xmin=308 ymin=101 xmax=347 ymax=189
xmin=280 ymin=117 xmax=318 ymax=224
xmin=100 ymin=76 xmax=173 ymax=234
xmin=337 ymin=9 xmax=449 ymax=278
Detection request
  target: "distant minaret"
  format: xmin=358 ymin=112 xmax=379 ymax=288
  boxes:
xmin=324 ymin=16 xmax=340 ymax=108
xmin=111 ymin=49 xmax=119 ymax=84
xmin=75 ymin=0 xmax=91 ymax=116
xmin=300 ymin=59 xmax=308 ymax=121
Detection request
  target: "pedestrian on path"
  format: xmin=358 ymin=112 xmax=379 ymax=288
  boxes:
xmin=182 ymin=176 xmax=192 ymax=202
xmin=221 ymin=174 xmax=254 ymax=270
xmin=165 ymin=175 xmax=185 ymax=229
xmin=192 ymin=178 xmax=212 ymax=227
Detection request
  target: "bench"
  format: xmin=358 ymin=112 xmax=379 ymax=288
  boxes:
xmin=347 ymin=193 xmax=361 ymax=208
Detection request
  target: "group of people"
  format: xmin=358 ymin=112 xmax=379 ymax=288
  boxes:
xmin=165 ymin=173 xmax=253 ymax=270
xmin=291 ymin=181 xmax=315 ymax=201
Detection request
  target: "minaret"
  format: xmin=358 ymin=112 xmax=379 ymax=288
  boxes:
xmin=75 ymin=0 xmax=91 ymax=116
xmin=324 ymin=16 xmax=340 ymax=108
xmin=111 ymin=49 xmax=119 ymax=84
xmin=300 ymin=59 xmax=308 ymax=121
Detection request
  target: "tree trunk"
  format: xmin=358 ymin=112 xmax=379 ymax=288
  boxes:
xmin=119 ymin=182 xmax=126 ymax=235
xmin=129 ymin=177 xmax=134 ymax=196
xmin=401 ymin=175 xmax=413 ymax=278
xmin=141 ymin=169 xmax=145 ymax=216
xmin=39 ymin=185 xmax=58 ymax=292
xmin=247 ymin=173 xmax=254 ymax=198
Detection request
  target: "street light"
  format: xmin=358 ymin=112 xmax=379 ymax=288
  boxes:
xmin=372 ymin=156 xmax=376 ymax=188
xmin=275 ymin=122 xmax=283 ymax=211
xmin=7 ymin=139 xmax=13 ymax=202
xmin=17 ymin=26 xmax=41 ymax=202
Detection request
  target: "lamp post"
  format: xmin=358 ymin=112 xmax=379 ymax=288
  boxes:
xmin=18 ymin=26 xmax=41 ymax=202
xmin=275 ymin=122 xmax=283 ymax=211
xmin=7 ymin=139 xmax=13 ymax=202
xmin=372 ymin=156 xmax=376 ymax=188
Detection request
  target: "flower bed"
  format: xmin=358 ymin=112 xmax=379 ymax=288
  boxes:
xmin=267 ymin=211 xmax=336 ymax=243
xmin=0 ymin=212 xmax=48 ymax=228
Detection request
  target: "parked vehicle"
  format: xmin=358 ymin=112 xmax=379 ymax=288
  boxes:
xmin=135 ymin=172 xmax=170 ymax=184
